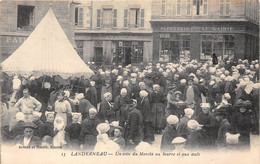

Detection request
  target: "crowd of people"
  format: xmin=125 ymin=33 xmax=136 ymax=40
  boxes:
xmin=1 ymin=57 xmax=259 ymax=152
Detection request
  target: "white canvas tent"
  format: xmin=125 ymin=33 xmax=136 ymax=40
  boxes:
xmin=1 ymin=8 xmax=94 ymax=79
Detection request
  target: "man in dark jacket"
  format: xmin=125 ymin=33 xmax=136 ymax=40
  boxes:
xmin=196 ymin=103 xmax=218 ymax=148
xmin=215 ymin=108 xmax=231 ymax=150
xmin=160 ymin=115 xmax=179 ymax=152
xmin=98 ymin=92 xmax=114 ymax=123
xmin=183 ymin=78 xmax=200 ymax=113
xmin=80 ymin=108 xmax=100 ymax=150
xmin=124 ymin=99 xmax=143 ymax=151
xmin=14 ymin=122 xmax=41 ymax=146
xmin=78 ymin=93 xmax=95 ymax=121
xmin=140 ymin=90 xmax=154 ymax=143
xmin=113 ymin=88 xmax=131 ymax=125
xmin=85 ymin=81 xmax=98 ymax=108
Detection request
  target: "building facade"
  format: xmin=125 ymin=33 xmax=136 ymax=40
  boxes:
xmin=151 ymin=0 xmax=259 ymax=62
xmin=73 ymin=0 xmax=153 ymax=66
xmin=0 ymin=0 xmax=75 ymax=62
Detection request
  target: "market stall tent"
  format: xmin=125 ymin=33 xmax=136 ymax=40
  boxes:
xmin=1 ymin=8 xmax=94 ymax=79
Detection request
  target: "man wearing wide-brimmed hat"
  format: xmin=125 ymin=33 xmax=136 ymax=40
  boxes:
xmin=14 ymin=122 xmax=41 ymax=146
xmin=231 ymin=99 xmax=252 ymax=150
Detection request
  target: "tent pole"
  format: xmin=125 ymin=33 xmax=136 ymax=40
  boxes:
xmin=42 ymin=75 xmax=46 ymax=88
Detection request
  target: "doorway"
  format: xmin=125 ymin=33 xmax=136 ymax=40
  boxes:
xmin=124 ymin=47 xmax=132 ymax=66
xmin=94 ymin=47 xmax=103 ymax=66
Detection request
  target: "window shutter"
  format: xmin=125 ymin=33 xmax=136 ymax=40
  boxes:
xmin=177 ymin=0 xmax=181 ymax=16
xmin=161 ymin=0 xmax=166 ymax=16
xmin=203 ymin=0 xmax=208 ymax=15
xmin=78 ymin=7 xmax=83 ymax=27
xmin=220 ymin=0 xmax=224 ymax=16
xmin=187 ymin=0 xmax=191 ymax=16
xmin=113 ymin=9 xmax=117 ymax=28
xmin=193 ymin=0 xmax=196 ymax=5
xmin=75 ymin=7 xmax=78 ymax=26
xmin=29 ymin=10 xmax=34 ymax=26
xmin=141 ymin=9 xmax=145 ymax=28
xmin=101 ymin=10 xmax=103 ymax=28
xmin=86 ymin=6 xmax=91 ymax=28
xmin=124 ymin=9 xmax=128 ymax=28
xmin=97 ymin=9 xmax=101 ymax=28
xmin=226 ymin=0 xmax=230 ymax=15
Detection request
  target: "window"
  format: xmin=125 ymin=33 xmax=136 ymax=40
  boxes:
xmin=17 ymin=5 xmax=34 ymax=30
xmin=201 ymin=34 xmax=235 ymax=60
xmin=97 ymin=9 xmax=101 ymax=28
xmin=177 ymin=0 xmax=181 ymax=16
xmin=131 ymin=42 xmax=144 ymax=64
xmin=160 ymin=34 xmax=191 ymax=62
xmin=115 ymin=41 xmax=143 ymax=64
xmin=187 ymin=0 xmax=192 ymax=16
xmin=220 ymin=0 xmax=224 ymax=15
xmin=161 ymin=0 xmax=166 ymax=16
xmin=75 ymin=7 xmax=83 ymax=27
xmin=113 ymin=9 xmax=117 ymax=28
xmin=75 ymin=41 xmax=84 ymax=59
xmin=124 ymin=9 xmax=128 ymax=28
xmin=226 ymin=0 xmax=230 ymax=15
xmin=160 ymin=39 xmax=171 ymax=62
xmin=103 ymin=9 xmax=112 ymax=28
xmin=203 ymin=0 xmax=208 ymax=15
xmin=140 ymin=9 xmax=145 ymax=28
xmin=220 ymin=0 xmax=230 ymax=16
xmin=193 ymin=0 xmax=201 ymax=15
xmin=129 ymin=9 xmax=139 ymax=28
xmin=86 ymin=6 xmax=92 ymax=28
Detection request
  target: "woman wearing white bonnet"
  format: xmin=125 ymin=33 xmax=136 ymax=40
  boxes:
xmin=53 ymin=117 xmax=67 ymax=146
xmin=139 ymin=90 xmax=148 ymax=98
xmin=172 ymin=137 xmax=187 ymax=151
xmin=185 ymin=120 xmax=205 ymax=150
xmin=178 ymin=108 xmax=194 ymax=139
xmin=161 ymin=115 xmax=179 ymax=151
xmin=135 ymin=141 xmax=151 ymax=152
xmin=101 ymin=70 xmax=112 ymax=101
xmin=225 ymin=133 xmax=240 ymax=150
xmin=94 ymin=123 xmax=120 ymax=153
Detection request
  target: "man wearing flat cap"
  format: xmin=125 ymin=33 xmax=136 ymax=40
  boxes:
xmin=124 ymin=99 xmax=143 ymax=150
xmin=183 ymin=78 xmax=200 ymax=113
xmin=214 ymin=108 xmax=231 ymax=150
xmin=14 ymin=122 xmax=41 ymax=146
xmin=112 ymin=126 xmax=125 ymax=150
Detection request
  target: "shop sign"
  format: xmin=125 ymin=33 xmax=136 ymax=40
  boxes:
xmin=2 ymin=36 xmax=27 ymax=45
xmin=159 ymin=26 xmax=238 ymax=32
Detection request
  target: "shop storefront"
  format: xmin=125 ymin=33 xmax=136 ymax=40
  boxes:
xmin=0 ymin=35 xmax=28 ymax=62
xmin=75 ymin=33 xmax=152 ymax=66
xmin=151 ymin=21 xmax=259 ymax=62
